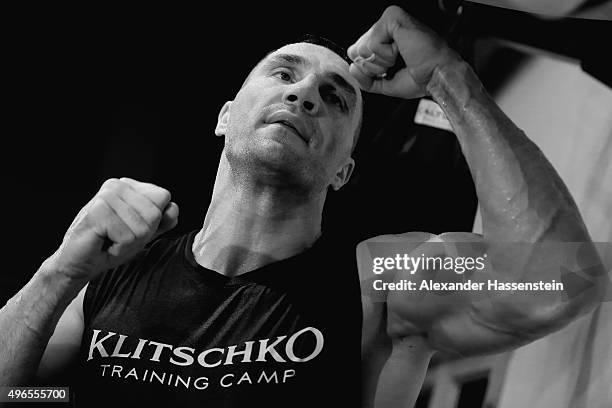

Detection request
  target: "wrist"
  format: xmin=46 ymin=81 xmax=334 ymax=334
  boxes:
xmin=425 ymin=57 xmax=480 ymax=103
xmin=6 ymin=254 xmax=88 ymax=343
xmin=38 ymin=252 xmax=88 ymax=297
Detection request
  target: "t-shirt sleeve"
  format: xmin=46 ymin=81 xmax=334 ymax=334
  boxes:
xmin=82 ymin=235 xmax=175 ymax=327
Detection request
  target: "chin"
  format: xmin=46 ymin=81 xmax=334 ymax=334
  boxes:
xmin=227 ymin=141 xmax=316 ymax=189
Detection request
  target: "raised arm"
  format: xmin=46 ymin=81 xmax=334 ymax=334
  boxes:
xmin=350 ymin=5 xmax=607 ymax=407
xmin=0 ymin=178 xmax=178 ymax=385
xmin=348 ymin=7 xmax=587 ymax=244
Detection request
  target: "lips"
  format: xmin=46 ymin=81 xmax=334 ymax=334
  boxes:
xmin=266 ymin=110 xmax=309 ymax=144
xmin=276 ymin=120 xmax=301 ymax=137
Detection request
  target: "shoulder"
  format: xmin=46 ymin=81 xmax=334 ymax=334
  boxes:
xmin=104 ymin=229 xmax=194 ymax=277
xmin=83 ymin=230 xmax=196 ymax=318
xmin=142 ymin=229 xmax=196 ymax=260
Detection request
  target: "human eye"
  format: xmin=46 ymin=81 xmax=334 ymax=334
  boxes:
xmin=320 ymin=84 xmax=347 ymax=111
xmin=272 ymin=68 xmax=294 ymax=82
xmin=327 ymin=93 xmax=346 ymax=111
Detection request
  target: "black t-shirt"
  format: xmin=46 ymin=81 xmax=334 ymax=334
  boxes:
xmin=76 ymin=230 xmax=363 ymax=407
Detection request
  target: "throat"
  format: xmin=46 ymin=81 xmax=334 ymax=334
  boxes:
xmin=196 ymin=157 xmax=326 ymax=276
xmin=192 ymin=227 xmax=321 ymax=277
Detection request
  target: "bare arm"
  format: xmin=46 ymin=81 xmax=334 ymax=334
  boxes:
xmin=36 ymin=285 xmax=86 ymax=383
xmin=358 ymin=232 xmax=437 ymax=408
xmin=428 ymin=60 xmax=589 ymax=244
xmin=0 ymin=178 xmax=178 ymax=386
xmin=352 ymin=2 xmax=605 ymax=346
xmin=350 ymin=5 xmax=606 ymax=407
xmin=371 ymin=337 xmax=434 ymax=408
xmin=412 ymin=51 xmax=606 ymax=347
xmin=0 ymin=259 xmax=85 ymax=385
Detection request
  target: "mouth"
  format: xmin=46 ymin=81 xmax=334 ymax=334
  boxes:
xmin=273 ymin=120 xmax=305 ymax=141
xmin=266 ymin=110 xmax=310 ymax=144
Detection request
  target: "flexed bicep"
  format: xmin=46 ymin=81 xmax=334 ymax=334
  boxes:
xmin=385 ymin=232 xmax=606 ymax=356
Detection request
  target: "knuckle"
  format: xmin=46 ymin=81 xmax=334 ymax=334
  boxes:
xmin=96 ymin=191 xmax=117 ymax=209
xmin=147 ymin=206 xmax=163 ymax=223
xmin=89 ymin=199 xmax=119 ymax=227
xmin=102 ymin=178 xmax=119 ymax=188
xmin=132 ymin=225 xmax=149 ymax=240
xmin=114 ymin=179 xmax=127 ymax=192
xmin=385 ymin=5 xmax=401 ymax=16
xmin=89 ymin=196 xmax=110 ymax=216
xmin=157 ymin=188 xmax=171 ymax=203
xmin=101 ymin=178 xmax=126 ymax=195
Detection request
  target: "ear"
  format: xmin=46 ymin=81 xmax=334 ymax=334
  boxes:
xmin=330 ymin=157 xmax=355 ymax=191
xmin=215 ymin=101 xmax=232 ymax=136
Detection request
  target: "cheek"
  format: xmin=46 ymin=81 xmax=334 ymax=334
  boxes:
xmin=320 ymin=119 xmax=352 ymax=159
xmin=227 ymin=95 xmax=258 ymax=136
xmin=323 ymin=133 xmax=341 ymax=156
xmin=228 ymin=83 xmax=276 ymax=136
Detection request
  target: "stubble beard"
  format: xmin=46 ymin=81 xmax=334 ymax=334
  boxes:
xmin=223 ymin=132 xmax=325 ymax=199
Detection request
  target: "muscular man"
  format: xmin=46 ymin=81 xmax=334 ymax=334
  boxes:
xmin=0 ymin=5 xmax=605 ymax=408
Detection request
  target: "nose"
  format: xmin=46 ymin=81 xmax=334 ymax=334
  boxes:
xmin=283 ymin=75 xmax=319 ymax=115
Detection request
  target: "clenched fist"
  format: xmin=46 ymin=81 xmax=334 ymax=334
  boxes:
xmin=347 ymin=5 xmax=461 ymax=99
xmin=49 ymin=177 xmax=179 ymax=281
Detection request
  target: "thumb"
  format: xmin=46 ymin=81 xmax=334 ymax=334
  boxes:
xmin=349 ymin=63 xmax=376 ymax=92
xmin=349 ymin=62 xmax=423 ymax=98
xmin=155 ymin=202 xmax=179 ymax=238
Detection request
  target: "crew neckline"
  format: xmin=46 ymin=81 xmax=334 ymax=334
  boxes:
xmin=181 ymin=229 xmax=326 ymax=284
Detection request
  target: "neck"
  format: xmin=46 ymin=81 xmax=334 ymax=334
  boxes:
xmin=193 ymin=153 xmax=325 ymax=276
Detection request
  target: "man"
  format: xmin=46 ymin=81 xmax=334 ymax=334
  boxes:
xmin=0 ymin=5 xmax=605 ymax=408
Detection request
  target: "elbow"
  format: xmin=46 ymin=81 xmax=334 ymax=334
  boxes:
xmin=514 ymin=275 xmax=607 ymax=340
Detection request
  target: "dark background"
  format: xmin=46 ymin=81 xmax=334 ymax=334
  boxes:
xmin=1 ymin=1 xmax=608 ymax=303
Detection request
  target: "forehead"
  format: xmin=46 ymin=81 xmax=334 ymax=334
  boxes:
xmin=272 ymin=42 xmax=349 ymax=70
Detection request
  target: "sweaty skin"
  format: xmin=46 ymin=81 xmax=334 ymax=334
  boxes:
xmin=191 ymin=42 xmax=362 ymax=277
xmin=350 ymin=6 xmax=605 ymax=408
xmin=0 ymin=6 xmax=605 ymax=408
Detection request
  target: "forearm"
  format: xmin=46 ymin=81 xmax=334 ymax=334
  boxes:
xmin=427 ymin=60 xmax=589 ymax=243
xmin=371 ymin=336 xmax=434 ymax=408
xmin=0 ymin=257 xmax=85 ymax=385
xmin=423 ymin=61 xmax=607 ymax=337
